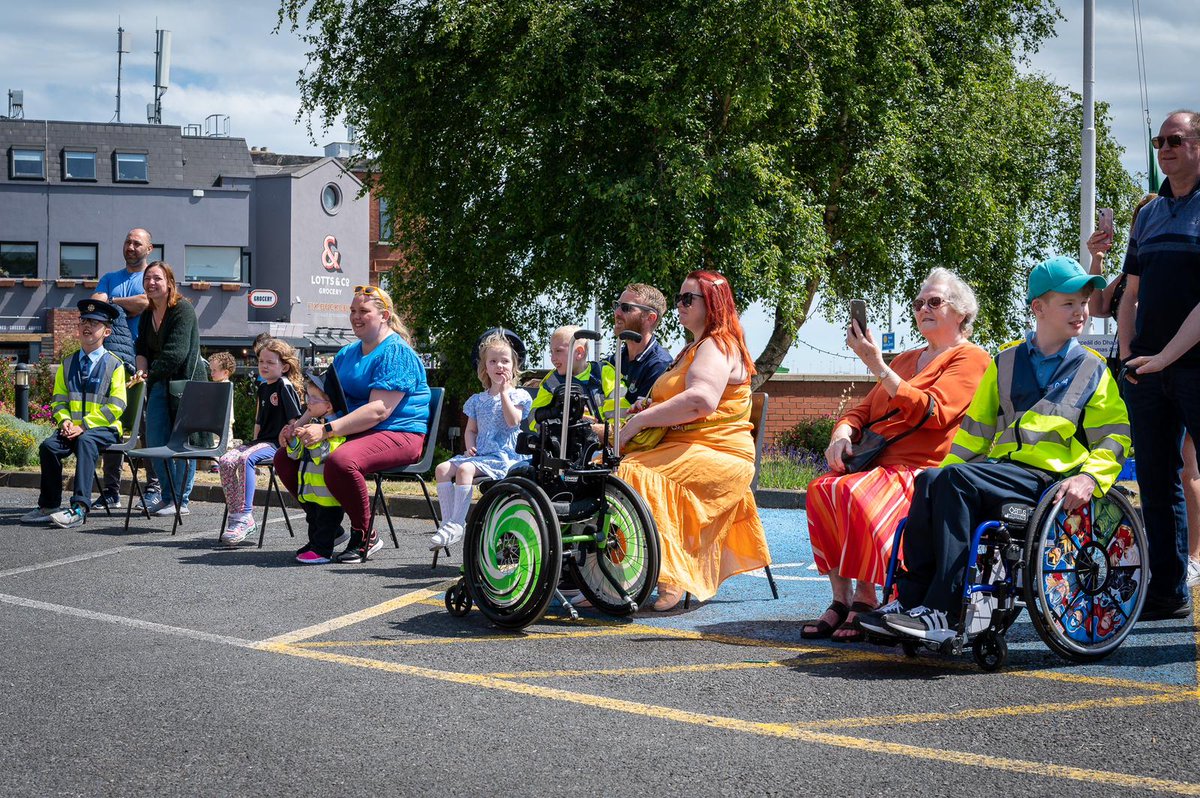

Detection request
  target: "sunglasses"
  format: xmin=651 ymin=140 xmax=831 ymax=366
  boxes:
xmin=612 ymin=300 xmax=656 ymax=314
xmin=354 ymin=284 xmax=393 ymax=307
xmin=911 ymin=296 xmax=949 ymax=312
xmin=675 ymin=292 xmax=704 ymax=308
xmin=1151 ymin=134 xmax=1200 ymax=149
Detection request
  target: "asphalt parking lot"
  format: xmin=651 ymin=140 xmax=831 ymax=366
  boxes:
xmin=0 ymin=485 xmax=1197 ymax=797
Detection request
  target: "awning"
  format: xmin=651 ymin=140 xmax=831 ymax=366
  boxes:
xmin=201 ymin=335 xmax=313 ymax=351
xmin=307 ymin=327 xmax=357 ymax=350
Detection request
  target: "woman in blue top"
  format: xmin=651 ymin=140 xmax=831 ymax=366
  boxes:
xmin=274 ymin=285 xmax=431 ymax=563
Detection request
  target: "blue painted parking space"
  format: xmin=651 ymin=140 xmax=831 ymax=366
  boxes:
xmin=634 ymin=508 xmax=1199 ymax=688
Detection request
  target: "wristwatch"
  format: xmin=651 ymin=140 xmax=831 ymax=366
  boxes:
xmin=322 ymin=421 xmax=334 ymax=436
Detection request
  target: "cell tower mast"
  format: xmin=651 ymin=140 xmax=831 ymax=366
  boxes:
xmin=115 ymin=24 xmax=131 ymax=122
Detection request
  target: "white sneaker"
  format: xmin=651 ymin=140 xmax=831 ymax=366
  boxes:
xmin=20 ymin=507 xmax=57 ymax=524
xmin=220 ymin=517 xmax=256 ymax=546
xmin=49 ymin=506 xmax=87 ymax=529
xmin=1187 ymin=559 xmax=1200 ymax=588
xmin=884 ymin=605 xmax=956 ymax=643
xmin=444 ymin=524 xmax=465 ymax=547
xmin=856 ymin=599 xmax=905 ymax=637
xmin=430 ymin=522 xmax=459 ymax=549
xmin=154 ymin=503 xmax=189 ymax=517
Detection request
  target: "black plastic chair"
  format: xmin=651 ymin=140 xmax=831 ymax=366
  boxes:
xmin=91 ymin=379 xmax=148 ymax=518
xmin=218 ymin=462 xmax=296 ymax=547
xmin=126 ymin=380 xmax=233 ymax=535
xmin=684 ymin=391 xmax=779 ymax=609
xmin=369 ymin=387 xmax=445 ymax=564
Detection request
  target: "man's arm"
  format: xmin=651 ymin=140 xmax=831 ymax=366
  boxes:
xmin=111 ymin=294 xmax=149 ymax=317
xmin=1116 ymin=273 xmax=1138 ymax=361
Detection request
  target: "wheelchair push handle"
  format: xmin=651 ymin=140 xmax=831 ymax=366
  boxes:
xmin=572 ymin=329 xmax=602 ymax=342
xmin=618 ymin=330 xmax=643 ymax=343
xmin=611 ymin=332 xmax=641 ymax=458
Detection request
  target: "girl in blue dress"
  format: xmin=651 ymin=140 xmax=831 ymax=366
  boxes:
xmin=431 ymin=331 xmax=532 ymax=548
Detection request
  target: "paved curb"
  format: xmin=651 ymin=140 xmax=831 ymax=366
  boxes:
xmin=0 ymin=470 xmax=437 ymax=522
xmin=0 ymin=470 xmax=805 ymax=518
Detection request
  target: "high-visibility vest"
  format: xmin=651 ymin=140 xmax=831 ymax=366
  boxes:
xmin=945 ymin=339 xmax=1131 ymax=496
xmin=51 ymin=350 xmax=127 ymax=436
xmin=286 ymin=432 xmax=344 ymax=507
xmin=529 ymin=362 xmax=607 ymax=431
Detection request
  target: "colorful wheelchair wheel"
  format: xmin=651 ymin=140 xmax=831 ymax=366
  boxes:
xmin=567 ymin=475 xmax=660 ymax=615
xmin=1022 ymin=483 xmax=1148 ymax=661
xmin=462 ymin=477 xmax=562 ymax=630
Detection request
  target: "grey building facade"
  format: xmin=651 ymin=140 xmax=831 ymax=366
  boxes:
xmin=0 ymin=118 xmax=368 ymax=360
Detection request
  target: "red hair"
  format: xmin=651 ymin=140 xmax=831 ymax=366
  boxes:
xmin=687 ymin=269 xmax=756 ymax=378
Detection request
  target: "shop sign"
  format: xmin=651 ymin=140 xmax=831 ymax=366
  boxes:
xmin=248 ymin=289 xmax=279 ymax=309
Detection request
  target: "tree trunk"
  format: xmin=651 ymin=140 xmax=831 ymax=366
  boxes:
xmin=751 ymin=274 xmax=821 ymax=391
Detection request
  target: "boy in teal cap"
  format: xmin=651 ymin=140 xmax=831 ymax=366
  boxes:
xmin=859 ymin=256 xmax=1131 ymax=643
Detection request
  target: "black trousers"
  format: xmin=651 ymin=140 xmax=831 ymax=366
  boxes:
xmin=39 ymin=427 xmax=120 ymax=511
xmin=304 ymin=503 xmax=346 ymax=557
xmin=896 ymin=462 xmax=1056 ymax=616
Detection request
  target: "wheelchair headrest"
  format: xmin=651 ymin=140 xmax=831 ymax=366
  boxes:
xmin=533 ymin=382 xmax=589 ymax=424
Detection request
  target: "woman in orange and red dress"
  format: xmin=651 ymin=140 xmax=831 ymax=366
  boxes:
xmin=802 ymin=269 xmax=990 ymax=641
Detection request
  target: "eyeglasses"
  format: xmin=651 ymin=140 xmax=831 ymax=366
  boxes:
xmin=1151 ymin=134 xmax=1200 ymax=149
xmin=674 ymin=292 xmax=704 ymax=307
xmin=306 ymin=394 xmax=329 ymax=405
xmin=911 ymin=296 xmax=949 ymax=312
xmin=612 ymin=300 xmax=656 ymax=314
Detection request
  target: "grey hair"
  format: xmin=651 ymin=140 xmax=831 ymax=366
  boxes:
xmin=921 ymin=267 xmax=978 ymax=337
xmin=1166 ymin=109 xmax=1200 ymax=137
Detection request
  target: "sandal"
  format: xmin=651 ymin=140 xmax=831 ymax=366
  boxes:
xmin=831 ymin=601 xmax=877 ymax=643
xmin=801 ymin=600 xmax=850 ymax=639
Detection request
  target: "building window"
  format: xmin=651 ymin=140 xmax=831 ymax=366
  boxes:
xmin=113 ymin=152 xmax=148 ymax=182
xmin=321 ymin=183 xmax=342 ymax=215
xmin=9 ymin=148 xmax=45 ymax=180
xmin=150 ymin=245 xmax=164 ymax=264
xmin=378 ymin=197 xmax=394 ymax=243
xmin=62 ymin=150 xmax=97 ymax=181
xmin=60 ymin=244 xmax=98 ymax=279
xmin=0 ymin=243 xmax=37 ymax=278
xmin=185 ymin=245 xmax=244 ymax=282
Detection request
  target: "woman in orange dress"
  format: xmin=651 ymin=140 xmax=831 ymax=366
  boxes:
xmin=617 ymin=270 xmax=770 ymax=611
xmin=802 ymin=269 xmax=990 ymax=641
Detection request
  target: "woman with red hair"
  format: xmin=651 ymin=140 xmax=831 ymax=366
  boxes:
xmin=617 ymin=270 xmax=771 ymax=610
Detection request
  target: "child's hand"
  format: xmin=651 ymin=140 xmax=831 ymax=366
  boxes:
xmin=629 ymin=397 xmax=652 ymax=414
xmin=465 ymin=446 xmax=477 ymax=456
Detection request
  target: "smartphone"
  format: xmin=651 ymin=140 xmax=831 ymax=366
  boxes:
xmin=1097 ymin=207 xmax=1114 ymax=237
xmin=849 ymin=299 xmax=868 ymax=333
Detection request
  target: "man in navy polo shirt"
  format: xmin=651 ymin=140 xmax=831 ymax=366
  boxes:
xmin=609 ymin=283 xmax=673 ymax=405
xmin=1119 ymin=110 xmax=1200 ymax=620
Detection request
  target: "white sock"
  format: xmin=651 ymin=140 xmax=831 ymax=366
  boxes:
xmin=436 ymin=481 xmax=454 ymax=526
xmin=449 ymin=484 xmax=474 ymax=526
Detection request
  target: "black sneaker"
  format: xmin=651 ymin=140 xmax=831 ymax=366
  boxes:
xmin=335 ymin=529 xmax=380 ymax=563
xmin=91 ymin=492 xmax=121 ymax=511
xmin=884 ymin=605 xmax=957 ymax=643
xmin=856 ymin=599 xmax=905 ymax=637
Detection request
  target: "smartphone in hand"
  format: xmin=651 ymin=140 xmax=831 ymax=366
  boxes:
xmin=849 ymin=299 xmax=868 ymax=334
xmin=1097 ymin=207 xmax=1114 ymax=237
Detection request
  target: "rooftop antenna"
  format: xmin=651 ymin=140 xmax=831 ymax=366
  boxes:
xmin=6 ymin=90 xmax=23 ymax=119
xmin=114 ymin=23 xmax=131 ymax=122
xmin=149 ymin=27 xmax=171 ymax=124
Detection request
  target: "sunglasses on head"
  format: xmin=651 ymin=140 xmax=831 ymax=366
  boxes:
xmin=354 ymin=284 xmax=393 ymax=307
xmin=1151 ymin=134 xmax=1200 ymax=149
xmin=911 ymin=296 xmax=948 ymax=312
xmin=675 ymin=291 xmax=704 ymax=307
xmin=613 ymin=300 xmax=656 ymax=314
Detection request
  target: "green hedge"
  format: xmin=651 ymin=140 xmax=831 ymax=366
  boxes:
xmin=0 ymin=414 xmax=55 ymax=466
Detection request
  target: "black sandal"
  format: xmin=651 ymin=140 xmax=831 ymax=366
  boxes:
xmin=831 ymin=601 xmax=877 ymax=643
xmin=801 ymin=600 xmax=850 ymax=639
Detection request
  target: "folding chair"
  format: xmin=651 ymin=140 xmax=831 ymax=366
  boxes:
xmin=684 ymin=391 xmax=779 ymax=608
xmin=125 ymin=381 xmax=233 ymax=535
xmin=218 ymin=462 xmax=296 ymax=547
xmin=369 ymin=387 xmax=445 ymax=564
xmin=91 ymin=379 xmax=148 ymax=518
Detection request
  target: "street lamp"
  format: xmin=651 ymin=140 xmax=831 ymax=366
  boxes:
xmin=14 ymin=364 xmax=30 ymax=421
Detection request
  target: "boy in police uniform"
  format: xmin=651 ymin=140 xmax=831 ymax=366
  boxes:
xmin=859 ymin=256 xmax=1131 ymax=642
xmin=22 ymin=300 xmax=128 ymax=529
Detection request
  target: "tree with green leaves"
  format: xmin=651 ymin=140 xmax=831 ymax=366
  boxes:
xmin=280 ymin=0 xmax=1138 ymax=391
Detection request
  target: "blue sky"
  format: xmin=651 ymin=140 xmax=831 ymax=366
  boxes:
xmin=2 ymin=1 xmax=1195 ymax=371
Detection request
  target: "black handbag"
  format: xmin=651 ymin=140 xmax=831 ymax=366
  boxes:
xmin=842 ymin=397 xmax=936 ymax=473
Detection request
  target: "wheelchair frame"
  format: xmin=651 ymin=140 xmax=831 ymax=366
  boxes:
xmin=445 ymin=329 xmax=661 ymax=630
xmin=876 ymin=479 xmax=1148 ymax=671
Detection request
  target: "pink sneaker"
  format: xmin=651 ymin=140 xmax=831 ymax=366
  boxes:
xmin=295 ymin=549 xmax=332 ymax=565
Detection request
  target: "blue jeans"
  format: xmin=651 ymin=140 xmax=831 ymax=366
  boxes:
xmin=1124 ymin=366 xmax=1200 ymax=608
xmin=146 ymin=381 xmax=196 ymax=507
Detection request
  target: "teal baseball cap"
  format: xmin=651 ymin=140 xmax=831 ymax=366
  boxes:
xmin=1026 ymin=256 xmax=1107 ymax=303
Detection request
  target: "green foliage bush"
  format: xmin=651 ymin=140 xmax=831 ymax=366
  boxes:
xmin=0 ymin=414 xmax=55 ymax=466
xmin=232 ymin=376 xmax=258 ymax=442
xmin=776 ymin=416 xmax=837 ymax=454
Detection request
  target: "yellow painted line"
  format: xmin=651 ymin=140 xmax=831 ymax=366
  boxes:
xmin=291 ymin=626 xmax=639 ymax=648
xmin=1193 ymin=584 xmax=1200 ymax=700
xmin=791 ymin=690 xmax=1198 ymax=730
xmin=261 ymin=579 xmax=458 ymax=644
xmin=1003 ymin=667 xmax=1184 ymax=694
xmin=256 ymin=641 xmax=1200 ymax=796
xmin=484 ymin=656 xmax=840 ymax=680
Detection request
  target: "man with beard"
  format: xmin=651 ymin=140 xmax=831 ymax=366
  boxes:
xmin=609 ymin=283 xmax=672 ymax=405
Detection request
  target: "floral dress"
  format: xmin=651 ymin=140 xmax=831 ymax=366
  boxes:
xmin=447 ymin=389 xmax=533 ymax=479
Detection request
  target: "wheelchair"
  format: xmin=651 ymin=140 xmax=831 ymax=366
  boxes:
xmin=871 ymin=479 xmax=1148 ymax=671
xmin=444 ymin=330 xmax=660 ymax=630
